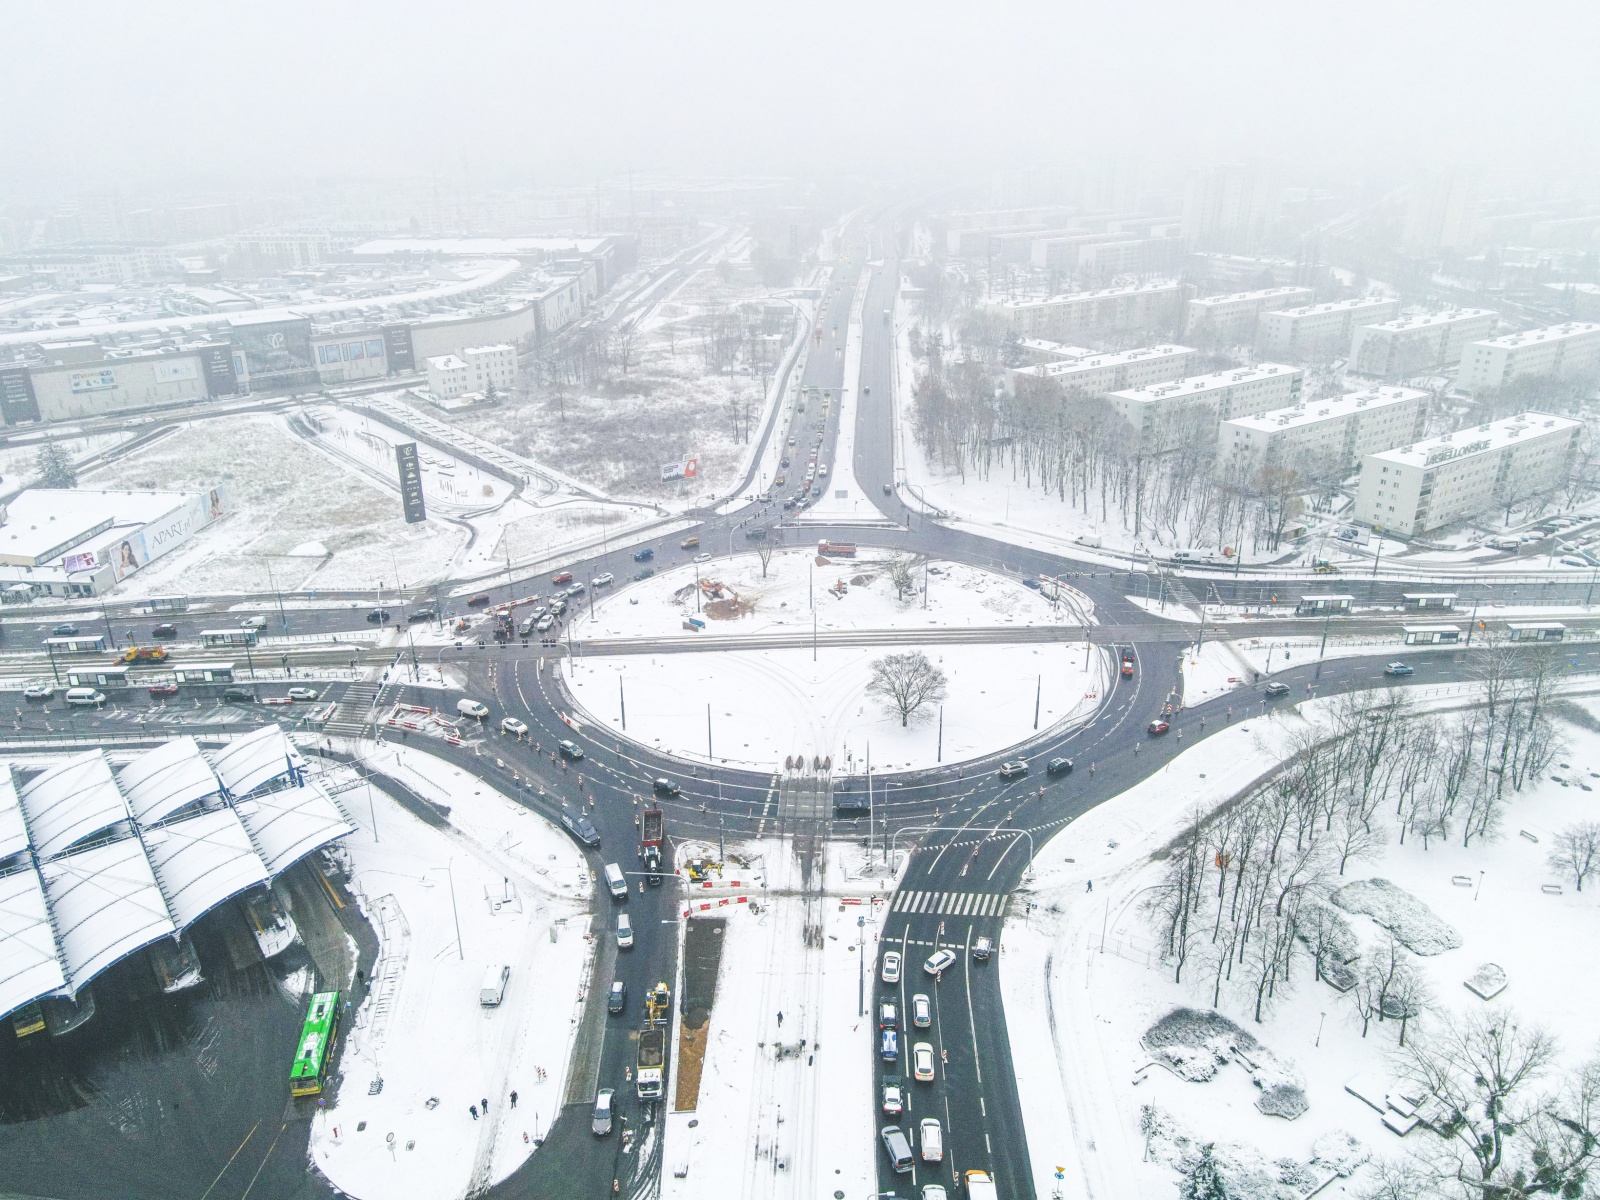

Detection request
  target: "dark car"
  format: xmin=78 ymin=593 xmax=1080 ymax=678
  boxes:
xmin=607 ymin=981 xmax=626 ymax=1014
xmin=223 ymin=687 xmax=259 ymax=704
xmin=367 ymin=608 xmax=390 ymax=624
xmin=559 ymin=809 xmax=600 ymax=846
xmin=147 ymin=683 xmax=179 ymax=698
xmin=882 ymin=483 xmax=892 ymax=495
xmin=1022 ymin=578 xmax=1040 ymax=590
xmin=1148 ymin=719 xmax=1170 ymax=735
xmin=151 ymin=623 xmax=179 ymax=639
xmin=1264 ymin=681 xmax=1290 ymax=697
xmin=408 ymin=608 xmax=437 ymax=623
xmin=52 ymin=623 xmax=80 ymax=637
xmin=1047 ymin=757 xmax=1073 ymax=775
xmin=653 ymin=777 xmax=680 ymax=796
xmin=633 ymin=568 xmax=655 ymax=581
xmin=633 ymin=547 xmax=655 ymax=562
xmin=558 ymin=739 xmax=585 ymax=760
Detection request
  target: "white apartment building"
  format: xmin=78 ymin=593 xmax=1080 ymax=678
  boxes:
xmin=461 ymin=343 xmax=518 ymax=393
xmin=1257 ymin=296 xmax=1402 ymax=359
xmin=1219 ymin=386 xmax=1429 ymax=475
xmin=1355 ymin=412 xmax=1580 ymax=535
xmin=1105 ymin=363 xmax=1303 ymax=446
xmin=1006 ymin=344 xmax=1195 ymax=396
xmin=1183 ymin=287 xmax=1314 ymax=344
xmin=1455 ymin=322 xmax=1600 ymax=392
xmin=1016 ymin=339 xmax=1095 ymax=364
xmin=425 ymin=353 xmax=470 ymax=401
xmin=1349 ymin=308 xmax=1498 ymax=378
xmin=988 ymin=280 xmax=1191 ymax=340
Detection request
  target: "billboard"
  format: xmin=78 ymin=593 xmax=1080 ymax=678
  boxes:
xmin=196 ymin=343 xmax=239 ymax=397
xmin=0 ymin=366 xmax=41 ymax=425
xmin=108 ymin=532 xmax=149 ymax=581
xmin=383 ymin=324 xmax=416 ymax=374
xmin=151 ymin=359 xmax=200 ymax=384
xmin=70 ymin=368 xmax=118 ymax=393
xmin=659 ymin=459 xmax=699 ymax=483
xmin=62 ymin=551 xmax=99 ymax=574
xmin=395 ymin=443 xmax=427 ymax=523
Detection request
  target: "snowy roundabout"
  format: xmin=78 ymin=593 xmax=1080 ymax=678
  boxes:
xmin=563 ymin=548 xmax=1111 ymax=771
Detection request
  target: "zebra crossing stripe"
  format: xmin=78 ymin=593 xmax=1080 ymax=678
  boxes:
xmin=891 ymin=890 xmax=1012 ymax=917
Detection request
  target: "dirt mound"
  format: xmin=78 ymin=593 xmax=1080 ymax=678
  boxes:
xmin=704 ymin=596 xmax=756 ymax=620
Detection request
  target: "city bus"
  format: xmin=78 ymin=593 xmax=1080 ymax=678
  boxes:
xmin=288 ymin=990 xmax=342 ymax=1097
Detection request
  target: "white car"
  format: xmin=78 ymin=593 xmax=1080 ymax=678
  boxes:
xmin=911 ymin=993 xmax=932 ymax=1028
xmin=286 ymin=687 xmax=319 ymax=701
xmin=880 ymin=950 xmax=902 ymax=984
xmin=694 ymin=553 xmax=713 ymax=564
xmin=24 ymin=684 xmax=54 ymax=701
xmin=592 ymin=572 xmax=614 ymax=587
xmin=501 ymin=717 xmax=529 ymax=736
xmin=924 ymin=948 xmax=957 ymax=976
xmin=912 ymin=1041 xmax=936 ymax=1082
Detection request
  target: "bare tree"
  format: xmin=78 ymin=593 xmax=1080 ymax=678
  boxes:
xmin=755 ymin=542 xmax=774 ymax=579
xmin=1548 ymin=821 xmax=1600 ymax=892
xmin=865 ymin=652 xmax=947 ymax=727
xmin=888 ymin=557 xmax=915 ymax=601
xmin=611 ymin=321 xmax=642 ymax=376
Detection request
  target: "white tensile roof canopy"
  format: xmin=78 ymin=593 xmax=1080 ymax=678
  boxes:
xmin=1 ymin=730 xmax=351 ymax=1020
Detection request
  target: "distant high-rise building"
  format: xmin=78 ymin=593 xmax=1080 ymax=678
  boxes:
xmin=76 ymin=191 xmax=125 ymax=242
xmin=1182 ymin=164 xmax=1282 ymax=253
xmin=1402 ymin=168 xmax=1479 ymax=255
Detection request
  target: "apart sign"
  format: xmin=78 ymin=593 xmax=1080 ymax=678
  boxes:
xmin=659 ymin=459 xmax=699 ymax=483
xmin=396 ymin=442 xmax=427 ymax=523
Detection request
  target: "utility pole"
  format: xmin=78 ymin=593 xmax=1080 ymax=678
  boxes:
xmin=1033 ymin=674 xmax=1041 ymax=730
xmin=866 ymin=740 xmax=873 ymax=865
xmin=618 ymin=673 xmax=626 ymax=730
xmin=937 ymin=706 xmax=943 ymax=763
xmin=264 ymin=558 xmax=289 ymax=633
xmin=706 ymin=703 xmax=712 ymax=761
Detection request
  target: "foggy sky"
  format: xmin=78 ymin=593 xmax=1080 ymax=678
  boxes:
xmin=6 ymin=0 xmax=1599 ymax=193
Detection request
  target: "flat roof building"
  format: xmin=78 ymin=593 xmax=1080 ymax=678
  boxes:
xmin=1455 ymin=322 xmax=1600 ymax=392
xmin=1105 ymin=363 xmax=1303 ymax=448
xmin=1350 ymin=309 xmax=1498 ymax=379
xmin=1257 ymin=296 xmax=1402 ymax=359
xmin=988 ymin=280 xmax=1191 ymax=341
xmin=1220 ymin=386 xmax=1429 ymax=474
xmin=1183 ymin=287 xmax=1314 ymax=344
xmin=1006 ymin=344 xmax=1196 ymax=397
xmin=1353 ymin=412 xmax=1581 ymax=535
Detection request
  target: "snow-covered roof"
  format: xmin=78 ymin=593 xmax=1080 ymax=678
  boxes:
xmin=0 ymin=866 xmax=66 ymax=1017
xmin=233 ymin=778 xmax=352 ymax=875
xmin=40 ymin=837 xmax=175 ymax=993
xmin=1471 ymin=321 xmax=1600 ymax=350
xmin=1107 ymin=363 xmax=1300 ymax=404
xmin=1189 ymin=286 xmax=1312 ymax=308
xmin=117 ymin=737 xmax=222 ymax=827
xmin=1369 ymin=411 xmax=1581 ymax=469
xmin=19 ymin=750 xmax=131 ymax=860
xmin=0 ymin=769 xmax=28 ymax=861
xmin=143 ymin=809 xmax=269 ymax=929
xmin=1224 ymin=387 xmax=1427 ymax=433
xmin=210 ymin=726 xmax=304 ymax=800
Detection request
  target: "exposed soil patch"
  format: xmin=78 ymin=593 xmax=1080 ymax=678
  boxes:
xmin=672 ymin=917 xmax=726 ymax=1111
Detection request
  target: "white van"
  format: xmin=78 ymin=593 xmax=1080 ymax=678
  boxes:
xmin=1075 ymin=533 xmax=1102 ymax=547
xmin=241 ymin=615 xmax=268 ymax=630
xmin=65 ymin=687 xmax=107 ymax=708
xmin=457 ymin=698 xmax=490 ymax=719
xmin=919 ymin=1117 xmax=944 ymax=1162
xmin=604 ymin=863 xmax=628 ymax=900
xmin=1170 ymin=548 xmax=1213 ymax=563
xmin=616 ymin=913 xmax=633 ymax=948
xmin=479 ymin=964 xmax=510 ymax=1006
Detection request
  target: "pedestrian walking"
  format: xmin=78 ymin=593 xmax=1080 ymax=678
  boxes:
xmin=777 ymin=1011 xmax=784 ymax=1026
xmin=481 ymin=1097 xmax=489 ymax=1113
xmin=1086 ymin=880 xmax=1093 ymax=892
xmin=510 ymin=1091 xmax=518 ymax=1109
xmin=470 ymin=1105 xmax=479 ymax=1121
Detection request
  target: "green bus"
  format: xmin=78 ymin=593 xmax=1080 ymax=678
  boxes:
xmin=289 ymin=991 xmax=342 ymax=1097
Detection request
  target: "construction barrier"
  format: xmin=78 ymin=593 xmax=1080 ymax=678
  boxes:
xmin=681 ymin=896 xmax=750 ymax=917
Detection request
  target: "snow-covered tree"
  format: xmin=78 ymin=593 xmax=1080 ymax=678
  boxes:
xmin=1181 ymin=1144 xmax=1228 ymax=1200
xmin=1548 ymin=821 xmax=1600 ymax=892
xmin=865 ymin=651 xmax=946 ymax=727
xmin=37 ymin=441 xmax=76 ymax=488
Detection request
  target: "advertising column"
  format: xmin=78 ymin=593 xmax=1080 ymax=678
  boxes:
xmin=395 ymin=442 xmax=427 ymax=523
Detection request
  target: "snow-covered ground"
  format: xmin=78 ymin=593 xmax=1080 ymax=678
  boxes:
xmin=306 ymin=745 xmax=593 ymax=1200
xmin=564 ymin=550 xmax=1106 ymax=771
xmin=1001 ymin=690 xmax=1600 ymax=1199
xmin=661 ymin=838 xmax=896 ymax=1198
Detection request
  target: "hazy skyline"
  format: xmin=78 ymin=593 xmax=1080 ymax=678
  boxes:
xmin=6 ymin=1 xmax=1600 ymax=195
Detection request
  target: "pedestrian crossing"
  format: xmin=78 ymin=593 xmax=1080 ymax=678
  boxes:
xmin=890 ymin=890 xmax=1010 ymax=918
xmin=323 ymin=681 xmax=381 ymax=737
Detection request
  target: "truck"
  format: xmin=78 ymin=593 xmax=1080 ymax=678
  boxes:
xmin=817 ymin=540 xmax=857 ymax=557
xmin=640 ymin=807 xmax=664 ymax=883
xmin=636 ymin=1027 xmax=667 ymax=1100
xmin=965 ymin=1169 xmax=999 ymax=1199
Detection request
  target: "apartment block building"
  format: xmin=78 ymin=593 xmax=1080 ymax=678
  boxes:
xmin=1256 ymin=296 xmax=1401 ymax=359
xmin=1455 ymin=322 xmax=1600 ymax=392
xmin=1183 ymin=287 xmax=1314 ymax=344
xmin=1354 ymin=412 xmax=1581 ymax=535
xmin=1105 ymin=363 xmax=1303 ymax=447
xmin=988 ymin=280 xmax=1191 ymax=341
xmin=1349 ymin=309 xmax=1498 ymax=378
xmin=1219 ymin=386 xmax=1428 ymax=474
xmin=1005 ymin=344 xmax=1195 ymax=396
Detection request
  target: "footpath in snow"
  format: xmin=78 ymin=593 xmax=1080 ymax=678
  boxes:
xmin=306 ymin=744 xmax=593 ymax=1200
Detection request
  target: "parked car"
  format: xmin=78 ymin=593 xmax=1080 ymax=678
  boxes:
xmin=998 ymin=760 xmax=1028 ymax=779
xmin=147 ymin=683 xmax=179 ymax=698
xmin=1148 ymin=719 xmax=1170 ymax=735
xmin=880 ymin=950 xmax=902 ymax=984
xmin=911 ymin=993 xmax=931 ymax=1028
xmin=912 ymin=1041 xmax=937 ymax=1082
xmin=1264 ymin=681 xmax=1290 ymax=697
xmin=1047 ymin=757 xmax=1073 ymax=775
xmin=1384 ymin=662 xmax=1414 ymax=676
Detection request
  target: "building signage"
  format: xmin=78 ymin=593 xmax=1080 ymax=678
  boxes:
xmin=151 ymin=358 xmax=200 ymax=384
xmin=383 ymin=324 xmax=416 ymax=374
xmin=62 ymin=551 xmax=99 ymax=574
xmin=70 ymin=369 xmax=118 ymax=393
xmin=1424 ymin=439 xmax=1490 ymax=466
xmin=659 ymin=459 xmax=699 ymax=483
xmin=196 ymin=343 xmax=239 ymax=397
xmin=396 ymin=442 xmax=427 ymax=523
xmin=0 ymin=366 xmax=41 ymax=424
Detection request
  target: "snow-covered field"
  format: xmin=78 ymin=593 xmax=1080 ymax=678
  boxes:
xmin=1001 ymin=690 xmax=1600 ymax=1199
xmin=565 ymin=551 xmax=1106 ymax=771
xmin=307 ymin=745 xmax=593 ymax=1200
xmin=661 ymin=838 xmax=896 ymax=1199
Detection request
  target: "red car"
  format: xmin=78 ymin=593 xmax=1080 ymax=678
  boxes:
xmin=1147 ymin=719 xmax=1170 ymax=736
xmin=148 ymin=683 xmax=179 ymax=698
xmin=551 ymin=571 xmax=573 ymax=585
xmin=1121 ymin=651 xmax=1135 ymax=677
xmin=466 ymin=593 xmax=492 ymax=607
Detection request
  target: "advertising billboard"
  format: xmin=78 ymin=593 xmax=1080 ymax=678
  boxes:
xmin=0 ymin=366 xmax=41 ymax=424
xmin=62 ymin=551 xmax=99 ymax=574
xmin=659 ymin=459 xmax=699 ymax=483
xmin=108 ymin=532 xmax=149 ymax=581
xmin=70 ymin=369 xmax=118 ymax=393
xmin=395 ymin=443 xmax=427 ymax=523
xmin=196 ymin=343 xmax=239 ymax=397
xmin=383 ymin=324 xmax=416 ymax=374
